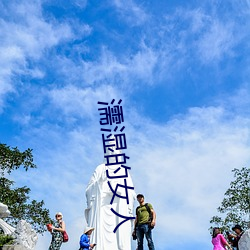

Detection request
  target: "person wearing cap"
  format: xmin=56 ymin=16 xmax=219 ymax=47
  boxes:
xmin=133 ymin=194 xmax=156 ymax=250
xmin=230 ymin=225 xmax=244 ymax=250
xmin=79 ymin=227 xmax=96 ymax=250
xmin=49 ymin=212 xmax=66 ymax=250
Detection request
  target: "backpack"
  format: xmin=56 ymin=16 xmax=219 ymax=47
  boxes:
xmin=136 ymin=203 xmax=154 ymax=229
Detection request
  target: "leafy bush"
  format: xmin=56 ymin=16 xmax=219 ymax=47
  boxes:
xmin=0 ymin=234 xmax=14 ymax=246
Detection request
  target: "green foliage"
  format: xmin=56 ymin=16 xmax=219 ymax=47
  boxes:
xmin=210 ymin=167 xmax=250 ymax=232
xmin=0 ymin=144 xmax=36 ymax=176
xmin=0 ymin=234 xmax=14 ymax=246
xmin=0 ymin=143 xmax=52 ymax=233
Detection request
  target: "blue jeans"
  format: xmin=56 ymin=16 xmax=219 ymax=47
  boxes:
xmin=136 ymin=223 xmax=155 ymax=250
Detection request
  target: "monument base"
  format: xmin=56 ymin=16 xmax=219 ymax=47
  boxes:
xmin=1 ymin=245 xmax=26 ymax=250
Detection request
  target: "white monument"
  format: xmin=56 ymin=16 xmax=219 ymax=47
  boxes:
xmin=239 ymin=229 xmax=250 ymax=250
xmin=13 ymin=220 xmax=38 ymax=250
xmin=0 ymin=202 xmax=38 ymax=250
xmin=85 ymin=138 xmax=136 ymax=250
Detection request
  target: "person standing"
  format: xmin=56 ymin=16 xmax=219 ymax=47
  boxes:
xmin=79 ymin=227 xmax=96 ymax=250
xmin=49 ymin=212 xmax=66 ymax=250
xmin=211 ymin=227 xmax=232 ymax=250
xmin=231 ymin=225 xmax=244 ymax=250
xmin=133 ymin=194 xmax=156 ymax=250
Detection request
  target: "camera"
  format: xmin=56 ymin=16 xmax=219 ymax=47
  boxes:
xmin=132 ymin=231 xmax=137 ymax=240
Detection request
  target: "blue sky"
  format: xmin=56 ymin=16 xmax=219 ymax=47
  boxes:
xmin=1 ymin=0 xmax=250 ymax=249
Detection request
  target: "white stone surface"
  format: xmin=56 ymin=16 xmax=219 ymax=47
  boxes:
xmin=13 ymin=220 xmax=38 ymax=250
xmin=0 ymin=203 xmax=15 ymax=235
xmin=2 ymin=245 xmax=26 ymax=250
xmin=0 ymin=218 xmax=15 ymax=235
xmin=239 ymin=229 xmax=250 ymax=250
xmin=85 ymin=138 xmax=136 ymax=250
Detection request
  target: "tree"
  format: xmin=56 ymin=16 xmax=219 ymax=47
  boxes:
xmin=210 ymin=167 xmax=250 ymax=232
xmin=0 ymin=143 xmax=52 ymax=233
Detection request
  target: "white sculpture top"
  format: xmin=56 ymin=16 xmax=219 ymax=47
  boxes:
xmin=0 ymin=202 xmax=11 ymax=218
xmin=85 ymin=137 xmax=136 ymax=250
xmin=238 ymin=229 xmax=250 ymax=250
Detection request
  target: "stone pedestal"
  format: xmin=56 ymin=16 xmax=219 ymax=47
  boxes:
xmin=238 ymin=229 xmax=250 ymax=250
xmin=2 ymin=246 xmax=26 ymax=250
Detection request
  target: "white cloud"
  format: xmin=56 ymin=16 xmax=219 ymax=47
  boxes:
xmin=196 ymin=20 xmax=235 ymax=63
xmin=127 ymin=43 xmax=158 ymax=84
xmin=0 ymin=2 xmax=73 ymax=58
xmin=224 ymin=84 xmax=250 ymax=114
xmin=48 ymin=84 xmax=121 ymax=120
xmin=112 ymin=0 xmax=148 ymax=26
xmin=73 ymin=0 xmax=87 ymax=9
xmin=160 ymin=7 xmax=240 ymax=67
xmin=81 ymin=48 xmax=127 ymax=85
xmin=81 ymin=45 xmax=158 ymax=86
xmin=0 ymin=1 xmax=74 ymax=110
xmin=188 ymin=8 xmax=210 ymax=33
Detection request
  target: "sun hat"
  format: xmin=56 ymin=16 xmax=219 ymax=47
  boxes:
xmin=84 ymin=227 xmax=95 ymax=234
xmin=55 ymin=212 xmax=63 ymax=218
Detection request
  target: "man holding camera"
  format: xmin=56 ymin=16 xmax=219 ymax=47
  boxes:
xmin=132 ymin=194 xmax=156 ymax=250
xmin=227 ymin=225 xmax=244 ymax=250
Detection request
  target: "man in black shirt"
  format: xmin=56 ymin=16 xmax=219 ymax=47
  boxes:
xmin=230 ymin=225 xmax=244 ymax=250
